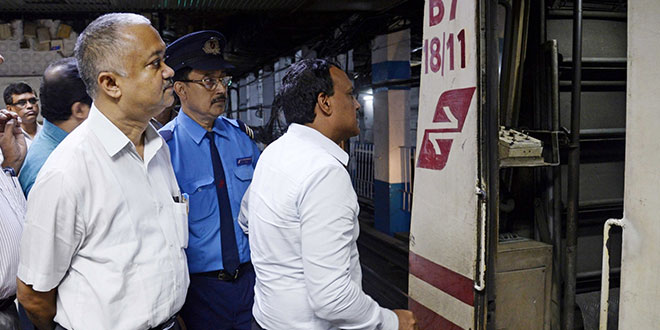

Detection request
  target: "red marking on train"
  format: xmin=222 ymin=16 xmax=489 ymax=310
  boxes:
xmin=431 ymin=87 xmax=475 ymax=132
xmin=409 ymin=251 xmax=474 ymax=306
xmin=417 ymin=135 xmax=453 ymax=171
xmin=417 ymin=87 xmax=476 ymax=171
xmin=409 ymin=298 xmax=464 ymax=330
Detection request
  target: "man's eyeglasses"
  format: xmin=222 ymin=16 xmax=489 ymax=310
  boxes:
xmin=9 ymin=97 xmax=38 ymax=107
xmin=178 ymin=76 xmax=232 ymax=91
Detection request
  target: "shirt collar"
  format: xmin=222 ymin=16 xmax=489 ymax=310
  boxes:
xmin=287 ymin=123 xmax=349 ymax=166
xmin=41 ymin=119 xmax=68 ymax=143
xmin=22 ymin=122 xmax=42 ymax=141
xmin=88 ymin=103 xmax=162 ymax=158
xmin=177 ymin=109 xmax=229 ymax=144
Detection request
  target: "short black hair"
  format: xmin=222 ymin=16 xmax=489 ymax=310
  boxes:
xmin=3 ymin=82 xmax=34 ymax=106
xmin=171 ymin=66 xmax=192 ymax=105
xmin=275 ymin=58 xmax=338 ymax=125
xmin=40 ymin=57 xmax=92 ymax=122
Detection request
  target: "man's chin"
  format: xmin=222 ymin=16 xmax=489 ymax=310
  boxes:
xmin=22 ymin=116 xmax=37 ymax=124
xmin=212 ymin=102 xmax=226 ymax=113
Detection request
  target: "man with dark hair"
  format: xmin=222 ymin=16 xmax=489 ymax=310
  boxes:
xmin=160 ymin=30 xmax=260 ymax=330
xmin=18 ymin=57 xmax=92 ymax=196
xmin=3 ymin=82 xmax=41 ymax=144
xmin=17 ymin=13 xmax=188 ymax=330
xmin=239 ymin=59 xmax=418 ymax=330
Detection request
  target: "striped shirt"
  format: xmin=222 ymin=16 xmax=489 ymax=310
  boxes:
xmin=0 ymin=171 xmax=26 ymax=300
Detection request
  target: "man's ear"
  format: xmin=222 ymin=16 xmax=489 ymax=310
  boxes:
xmin=98 ymin=72 xmax=121 ymax=99
xmin=316 ymin=92 xmax=332 ymax=116
xmin=174 ymin=81 xmax=186 ymax=101
xmin=70 ymin=102 xmax=91 ymax=121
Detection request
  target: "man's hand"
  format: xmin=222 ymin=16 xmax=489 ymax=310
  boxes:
xmin=394 ymin=309 xmax=418 ymax=330
xmin=0 ymin=109 xmax=27 ymax=171
xmin=17 ymin=279 xmax=57 ymax=330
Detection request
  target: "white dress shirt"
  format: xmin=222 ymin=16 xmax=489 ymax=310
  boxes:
xmin=239 ymin=124 xmax=398 ymax=330
xmin=22 ymin=123 xmax=42 ymax=148
xmin=18 ymin=104 xmax=189 ymax=330
xmin=0 ymin=172 xmax=25 ymax=300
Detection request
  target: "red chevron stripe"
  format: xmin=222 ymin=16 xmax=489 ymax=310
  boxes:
xmin=409 ymin=297 xmax=464 ymax=330
xmin=409 ymin=251 xmax=474 ymax=306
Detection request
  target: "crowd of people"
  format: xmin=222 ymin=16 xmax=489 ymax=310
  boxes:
xmin=0 ymin=13 xmax=418 ymax=330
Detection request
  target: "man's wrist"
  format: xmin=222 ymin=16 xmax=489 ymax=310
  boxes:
xmin=2 ymin=157 xmax=24 ymax=174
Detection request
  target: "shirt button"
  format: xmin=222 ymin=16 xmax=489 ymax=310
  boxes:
xmin=197 ymin=187 xmax=202 ymax=192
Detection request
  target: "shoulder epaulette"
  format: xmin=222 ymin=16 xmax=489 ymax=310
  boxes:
xmin=236 ymin=119 xmax=255 ymax=140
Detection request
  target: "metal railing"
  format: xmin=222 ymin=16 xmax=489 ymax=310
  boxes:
xmin=349 ymin=142 xmax=416 ymax=212
xmin=400 ymin=146 xmax=416 ymax=213
xmin=349 ymin=141 xmax=374 ymax=200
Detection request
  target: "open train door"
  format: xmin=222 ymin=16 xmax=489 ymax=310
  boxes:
xmin=598 ymin=1 xmax=660 ymax=328
xmin=409 ymin=0 xmax=497 ymax=329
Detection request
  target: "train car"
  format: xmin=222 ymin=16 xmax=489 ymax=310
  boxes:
xmin=409 ymin=0 xmax=658 ymax=329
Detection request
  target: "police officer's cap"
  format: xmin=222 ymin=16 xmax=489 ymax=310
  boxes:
xmin=165 ymin=30 xmax=234 ymax=72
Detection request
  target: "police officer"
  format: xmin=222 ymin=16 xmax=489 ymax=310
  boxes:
xmin=160 ymin=31 xmax=260 ymax=330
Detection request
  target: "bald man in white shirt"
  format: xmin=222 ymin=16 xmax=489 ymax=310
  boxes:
xmin=240 ymin=59 xmax=417 ymax=330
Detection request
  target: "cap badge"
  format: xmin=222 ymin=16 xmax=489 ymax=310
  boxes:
xmin=202 ymin=38 xmax=221 ymax=55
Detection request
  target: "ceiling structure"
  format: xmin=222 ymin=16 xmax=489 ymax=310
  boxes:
xmin=0 ymin=0 xmax=624 ymax=79
xmin=0 ymin=0 xmax=424 ymax=78
xmin=0 ymin=0 xmax=407 ymax=12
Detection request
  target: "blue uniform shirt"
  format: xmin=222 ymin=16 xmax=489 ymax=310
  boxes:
xmin=160 ymin=110 xmax=260 ymax=273
xmin=19 ymin=119 xmax=68 ymax=196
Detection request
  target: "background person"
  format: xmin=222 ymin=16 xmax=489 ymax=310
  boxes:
xmin=19 ymin=57 xmax=91 ymax=196
xmin=3 ymin=83 xmax=41 ymax=143
xmin=0 ymin=49 xmax=29 ymax=330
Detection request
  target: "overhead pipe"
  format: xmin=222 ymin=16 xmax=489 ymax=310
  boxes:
xmin=548 ymin=38 xmax=563 ymax=329
xmin=563 ymin=0 xmax=583 ymax=328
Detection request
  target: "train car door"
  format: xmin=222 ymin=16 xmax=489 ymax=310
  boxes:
xmin=409 ymin=0 xmax=490 ymax=329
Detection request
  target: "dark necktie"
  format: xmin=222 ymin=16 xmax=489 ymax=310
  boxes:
xmin=206 ymin=131 xmax=240 ymax=274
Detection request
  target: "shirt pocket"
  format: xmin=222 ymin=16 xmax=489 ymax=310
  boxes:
xmin=180 ymin=177 xmax=215 ymax=223
xmin=232 ymin=164 xmax=254 ymax=195
xmin=172 ymin=202 xmax=189 ymax=248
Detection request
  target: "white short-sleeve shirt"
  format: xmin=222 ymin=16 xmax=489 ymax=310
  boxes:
xmin=240 ymin=124 xmax=398 ymax=330
xmin=0 ymin=172 xmax=26 ymax=300
xmin=18 ymin=104 xmax=189 ymax=330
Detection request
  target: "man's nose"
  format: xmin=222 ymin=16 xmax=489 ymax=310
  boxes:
xmin=215 ymin=82 xmax=227 ymax=94
xmin=162 ymin=62 xmax=174 ymax=79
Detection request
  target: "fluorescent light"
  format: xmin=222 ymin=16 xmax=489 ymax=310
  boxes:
xmin=362 ymin=95 xmax=373 ymax=101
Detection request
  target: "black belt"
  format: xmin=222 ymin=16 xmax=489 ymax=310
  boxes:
xmin=192 ymin=262 xmax=252 ymax=281
xmin=56 ymin=314 xmax=178 ymax=330
xmin=0 ymin=295 xmax=15 ymax=311
xmin=150 ymin=314 xmax=178 ymax=330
